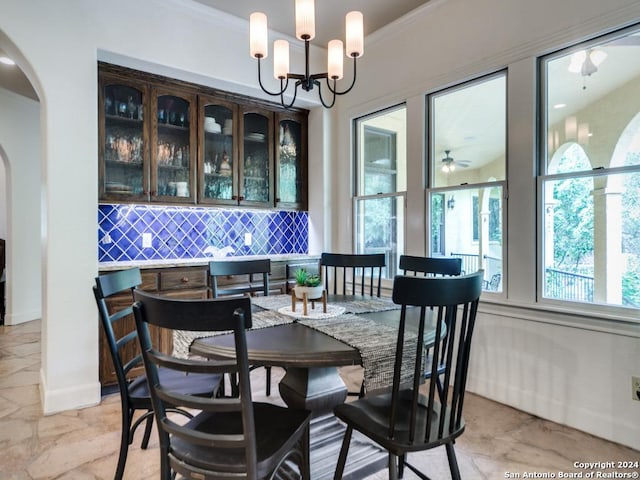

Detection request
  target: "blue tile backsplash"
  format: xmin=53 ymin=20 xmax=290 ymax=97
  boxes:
xmin=98 ymin=204 xmax=308 ymax=263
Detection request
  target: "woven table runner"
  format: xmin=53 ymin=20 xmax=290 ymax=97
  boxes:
xmin=299 ymin=314 xmax=419 ymax=392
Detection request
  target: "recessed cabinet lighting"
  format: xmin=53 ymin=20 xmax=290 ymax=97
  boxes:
xmin=553 ymin=103 xmax=566 ymax=109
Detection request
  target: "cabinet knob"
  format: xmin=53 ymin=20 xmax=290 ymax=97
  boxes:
xmin=232 ymin=195 xmax=238 ymax=200
xmin=181 ymin=277 xmax=189 ymax=283
xmin=276 ymin=198 xmax=281 ymax=202
xmin=239 ymin=196 xmax=245 ymax=201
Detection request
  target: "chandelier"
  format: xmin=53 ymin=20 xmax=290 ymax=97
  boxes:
xmin=249 ymin=0 xmax=364 ymax=109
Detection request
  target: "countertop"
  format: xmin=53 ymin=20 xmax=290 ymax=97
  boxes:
xmin=98 ymin=254 xmax=319 ymax=271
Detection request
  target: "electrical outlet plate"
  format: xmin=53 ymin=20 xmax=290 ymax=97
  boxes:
xmin=244 ymin=233 xmax=252 ymax=246
xmin=142 ymin=232 xmax=152 ymax=249
xmin=632 ymin=376 xmax=640 ymax=401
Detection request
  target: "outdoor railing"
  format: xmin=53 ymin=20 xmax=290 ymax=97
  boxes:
xmin=545 ymin=268 xmax=593 ymax=302
xmin=450 ymin=253 xmax=480 ymax=275
xmin=447 ymin=256 xmax=637 ymax=305
xmin=450 ymin=253 xmax=501 ymax=276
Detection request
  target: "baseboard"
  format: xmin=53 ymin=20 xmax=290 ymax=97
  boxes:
xmin=5 ymin=308 xmax=41 ymax=325
xmin=39 ymin=368 xmax=101 ymax=415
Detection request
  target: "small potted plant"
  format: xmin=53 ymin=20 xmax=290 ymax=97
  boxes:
xmin=293 ymin=268 xmax=324 ymax=300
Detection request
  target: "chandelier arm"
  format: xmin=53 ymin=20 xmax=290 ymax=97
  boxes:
xmin=281 ymin=81 xmax=300 ymax=109
xmin=325 ymin=56 xmax=358 ymax=96
xmin=257 ymin=57 xmax=289 ymax=96
xmin=317 ymin=79 xmax=337 ymax=109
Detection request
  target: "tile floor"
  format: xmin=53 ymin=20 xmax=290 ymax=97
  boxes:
xmin=1 ymin=320 xmax=638 ymax=479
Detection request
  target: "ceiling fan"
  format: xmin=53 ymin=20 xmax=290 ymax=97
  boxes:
xmin=568 ymin=33 xmax=640 ymax=88
xmin=441 ymin=150 xmax=470 ymax=173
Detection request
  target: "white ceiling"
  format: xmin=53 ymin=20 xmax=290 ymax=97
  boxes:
xmin=192 ymin=0 xmax=432 ymax=47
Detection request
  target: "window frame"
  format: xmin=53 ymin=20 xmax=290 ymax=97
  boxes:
xmin=353 ymin=103 xmax=408 ymax=280
xmin=536 ymin=23 xmax=640 ymax=318
xmin=425 ymin=71 xmax=508 ymax=296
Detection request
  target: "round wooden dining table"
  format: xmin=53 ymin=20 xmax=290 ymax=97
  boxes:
xmin=191 ymin=295 xmax=437 ymax=480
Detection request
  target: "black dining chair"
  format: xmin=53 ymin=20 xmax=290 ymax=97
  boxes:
xmin=399 ymin=255 xmax=462 ymax=277
xmin=209 ymin=259 xmax=274 ymax=396
xmin=320 ymin=252 xmax=386 ymax=397
xmin=94 ymin=268 xmax=221 ymax=480
xmin=320 ymin=252 xmax=386 ymax=297
xmin=399 ymin=255 xmax=462 ymax=391
xmin=333 ymin=271 xmax=483 ymax=480
xmin=208 ymin=259 xmax=271 ymax=298
xmin=132 ymin=290 xmax=311 ymax=480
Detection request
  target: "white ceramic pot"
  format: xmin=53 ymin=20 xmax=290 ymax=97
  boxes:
xmin=294 ymin=285 xmax=324 ymax=300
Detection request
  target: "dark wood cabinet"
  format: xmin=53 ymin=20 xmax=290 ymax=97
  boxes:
xmin=198 ymin=95 xmax=239 ymax=205
xmin=98 ymin=63 xmax=308 ymax=210
xmin=98 ymin=75 xmax=150 ymax=202
xmin=240 ymin=106 xmax=275 ymax=208
xmin=151 ymin=87 xmax=198 ymax=203
xmin=276 ymin=111 xmax=308 ymax=210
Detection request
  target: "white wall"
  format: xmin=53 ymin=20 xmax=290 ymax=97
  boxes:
xmin=330 ymin=0 xmax=640 ymax=450
xmin=0 ymin=87 xmax=42 ymax=325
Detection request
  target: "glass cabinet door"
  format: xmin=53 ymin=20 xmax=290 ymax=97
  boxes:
xmin=152 ymin=89 xmax=196 ymax=203
xmin=276 ymin=112 xmax=307 ymax=209
xmin=240 ymin=108 xmax=274 ymax=207
xmin=100 ymin=78 xmax=148 ymax=201
xmin=198 ymin=97 xmax=238 ymax=205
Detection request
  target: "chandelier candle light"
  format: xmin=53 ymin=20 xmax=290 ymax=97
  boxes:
xmin=249 ymin=0 xmax=364 ymax=108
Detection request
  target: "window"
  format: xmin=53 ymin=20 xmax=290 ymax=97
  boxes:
xmin=427 ymin=73 xmax=507 ymax=292
xmin=354 ymin=105 xmax=407 ymax=278
xmin=540 ymin=26 xmax=640 ymax=308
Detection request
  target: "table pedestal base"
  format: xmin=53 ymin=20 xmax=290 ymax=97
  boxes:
xmin=279 ymin=367 xmax=387 ymax=480
xmin=279 ymin=367 xmax=348 ymax=417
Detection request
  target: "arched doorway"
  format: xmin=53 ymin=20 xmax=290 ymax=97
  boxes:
xmin=0 ymin=36 xmax=43 ymax=324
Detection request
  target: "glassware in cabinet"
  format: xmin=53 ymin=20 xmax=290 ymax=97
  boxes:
xmin=240 ymin=109 xmax=274 ymax=207
xmin=100 ymin=78 xmax=149 ymax=201
xmin=152 ymin=89 xmax=197 ymax=203
xmin=276 ymin=112 xmax=307 ymax=209
xmin=198 ymin=97 xmax=238 ymax=205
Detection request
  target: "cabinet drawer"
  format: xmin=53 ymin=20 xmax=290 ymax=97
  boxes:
xmin=140 ymin=271 xmax=159 ymax=291
xmin=162 ymin=288 xmax=208 ymax=300
xmin=160 ymin=268 xmax=207 ymax=291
